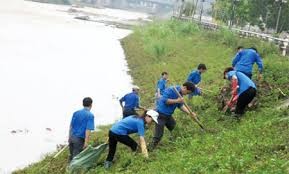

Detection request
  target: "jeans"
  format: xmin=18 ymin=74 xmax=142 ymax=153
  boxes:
xmin=106 ymin=131 xmax=138 ymax=162
xmin=69 ymin=135 xmax=85 ymax=162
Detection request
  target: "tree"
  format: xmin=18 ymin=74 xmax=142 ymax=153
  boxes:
xmin=213 ymin=0 xmax=289 ymax=33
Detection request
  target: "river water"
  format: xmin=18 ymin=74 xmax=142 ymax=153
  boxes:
xmin=0 ymin=1 xmax=146 ymax=173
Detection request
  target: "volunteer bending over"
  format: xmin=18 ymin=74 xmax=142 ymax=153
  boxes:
xmin=104 ymin=110 xmax=159 ymax=169
xmin=223 ymin=67 xmax=257 ymax=116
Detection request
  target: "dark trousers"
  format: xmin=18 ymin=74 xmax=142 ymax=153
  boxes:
xmin=69 ymin=135 xmax=84 ymax=162
xmin=152 ymin=113 xmax=176 ymax=145
xmin=123 ymin=108 xmax=137 ymax=118
xmin=235 ymin=87 xmax=256 ymax=115
xmin=240 ymin=71 xmax=252 ymax=79
xmin=106 ymin=130 xmax=138 ymax=162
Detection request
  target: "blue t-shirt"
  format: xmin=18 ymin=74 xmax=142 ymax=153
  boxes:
xmin=187 ymin=70 xmax=201 ymax=85
xmin=227 ymin=71 xmax=257 ymax=96
xmin=156 ymin=78 xmax=167 ymax=95
xmin=70 ymin=108 xmax=95 ymax=139
xmin=232 ymin=49 xmax=263 ymax=75
xmin=120 ymin=92 xmax=140 ymax=109
xmin=156 ymin=86 xmax=183 ymax=116
xmin=110 ymin=116 xmax=145 ymax=136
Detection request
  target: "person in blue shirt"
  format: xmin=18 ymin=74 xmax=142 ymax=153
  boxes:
xmin=236 ymin=46 xmax=244 ymax=54
xmin=187 ymin=64 xmax=207 ymax=97
xmin=68 ymin=97 xmax=95 ymax=162
xmin=232 ymin=47 xmax=263 ymax=79
xmin=156 ymin=72 xmax=169 ymax=99
xmin=149 ymin=82 xmax=198 ymax=150
xmin=119 ymin=85 xmax=144 ymax=118
xmin=104 ymin=110 xmax=159 ymax=169
xmin=223 ymin=67 xmax=257 ymax=116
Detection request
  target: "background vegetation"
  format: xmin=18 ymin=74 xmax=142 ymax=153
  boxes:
xmin=14 ymin=20 xmax=289 ymax=174
xmin=213 ymin=0 xmax=289 ymax=33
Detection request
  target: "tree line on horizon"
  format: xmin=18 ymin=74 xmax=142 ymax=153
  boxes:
xmin=213 ymin=0 xmax=289 ymax=33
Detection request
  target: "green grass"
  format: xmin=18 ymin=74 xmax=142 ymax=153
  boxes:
xmin=14 ymin=20 xmax=289 ymax=174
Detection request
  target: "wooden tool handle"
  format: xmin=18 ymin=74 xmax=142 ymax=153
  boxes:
xmin=173 ymin=86 xmax=205 ymax=130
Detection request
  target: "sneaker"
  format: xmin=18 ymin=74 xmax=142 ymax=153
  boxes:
xmin=104 ymin=161 xmax=112 ymax=169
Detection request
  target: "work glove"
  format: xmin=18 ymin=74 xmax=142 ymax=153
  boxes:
xmin=258 ymin=73 xmax=263 ymax=82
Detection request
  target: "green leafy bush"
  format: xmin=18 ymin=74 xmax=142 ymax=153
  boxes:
xmin=135 ymin=20 xmax=200 ymax=58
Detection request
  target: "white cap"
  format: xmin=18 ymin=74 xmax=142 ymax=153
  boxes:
xmin=146 ymin=110 xmax=159 ymax=124
xmin=132 ymin=85 xmax=140 ymax=90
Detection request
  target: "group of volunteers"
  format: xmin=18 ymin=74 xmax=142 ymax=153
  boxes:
xmin=67 ymin=46 xmax=263 ymax=169
xmin=223 ymin=46 xmax=263 ymax=115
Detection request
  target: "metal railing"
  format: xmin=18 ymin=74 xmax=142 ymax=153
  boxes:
xmin=172 ymin=15 xmax=289 ymax=56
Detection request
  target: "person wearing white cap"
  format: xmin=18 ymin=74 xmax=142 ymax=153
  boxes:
xmin=119 ymin=85 xmax=144 ymax=118
xmin=104 ymin=110 xmax=159 ymax=169
xmin=132 ymin=85 xmax=140 ymax=90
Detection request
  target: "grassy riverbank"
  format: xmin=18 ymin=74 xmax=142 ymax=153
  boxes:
xmin=14 ymin=20 xmax=289 ymax=174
